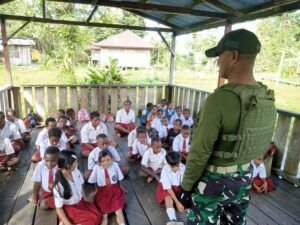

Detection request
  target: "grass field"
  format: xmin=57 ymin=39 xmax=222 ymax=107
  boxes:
xmin=0 ymin=65 xmax=299 ymax=112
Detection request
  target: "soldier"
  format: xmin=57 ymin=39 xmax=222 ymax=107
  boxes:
xmin=178 ymin=29 xmax=277 ymax=225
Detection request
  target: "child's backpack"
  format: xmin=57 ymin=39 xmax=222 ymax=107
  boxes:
xmin=24 ymin=113 xmax=38 ymax=128
xmin=78 ymin=108 xmax=90 ymax=122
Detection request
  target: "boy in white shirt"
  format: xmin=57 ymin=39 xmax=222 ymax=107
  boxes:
xmin=156 ymin=151 xmax=185 ymax=225
xmin=132 ymin=128 xmax=151 ymax=159
xmin=115 ymin=100 xmax=136 ymax=137
xmin=182 ymin=109 xmax=194 ymax=128
xmin=169 ymin=106 xmax=184 ymax=126
xmin=172 ymin=125 xmax=191 ymax=162
xmin=0 ymin=136 xmax=19 ymax=169
xmin=140 ymin=137 xmax=166 ymax=183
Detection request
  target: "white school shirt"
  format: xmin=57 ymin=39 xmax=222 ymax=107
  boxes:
xmin=251 ymin=160 xmax=266 ymax=179
xmin=128 ymin=129 xmax=137 ymax=148
xmin=31 ymin=160 xmax=57 ymax=192
xmin=132 ymin=139 xmax=150 ymax=157
xmin=35 ymin=128 xmax=68 ymax=146
xmin=88 ymin=162 xmax=124 ymax=187
xmin=172 ymin=134 xmax=190 ymax=153
xmin=169 ymin=114 xmax=184 ymax=126
xmin=53 ymin=168 xmax=84 ymax=208
xmin=160 ymin=163 xmax=185 ymax=190
xmin=0 ymin=137 xmax=15 ymax=157
xmin=182 ymin=117 xmax=194 ymax=128
xmin=115 ymin=108 xmax=135 ymax=124
xmin=39 ymin=138 xmax=67 ymax=159
xmin=88 ymin=146 xmax=121 ymax=170
xmin=0 ymin=121 xmax=21 ymax=140
xmin=80 ymin=122 xmax=108 ymax=144
xmin=151 ymin=119 xmax=168 ymax=139
xmin=141 ymin=148 xmax=166 ymax=171
xmin=10 ymin=118 xmax=28 ymax=134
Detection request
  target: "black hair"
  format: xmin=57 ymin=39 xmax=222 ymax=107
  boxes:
xmin=161 ymin=99 xmax=166 ymax=102
xmin=58 ymin=109 xmax=65 ymax=114
xmin=90 ymin=111 xmax=99 ymax=120
xmin=66 ymin=108 xmax=75 ymax=114
xmin=44 ymin=146 xmax=60 ymax=158
xmin=151 ymin=137 xmax=161 ymax=145
xmin=96 ymin=133 xmax=108 ymax=140
xmin=124 ymin=100 xmax=131 ymax=105
xmin=174 ymin=119 xmax=182 ymax=126
xmin=175 ymin=106 xmax=182 ymax=110
xmin=6 ymin=108 xmax=16 ymax=115
xmin=183 ymin=108 xmax=190 ymax=113
xmin=157 ymin=109 xmax=163 ymax=113
xmin=54 ymin=150 xmax=77 ymax=199
xmin=181 ymin=125 xmax=191 ymax=130
xmin=58 ymin=115 xmax=68 ymax=122
xmin=45 ymin=117 xmax=56 ymax=126
xmin=0 ymin=111 xmax=5 ymax=118
xmin=162 ymin=116 xmax=168 ymax=120
xmin=166 ymin=151 xmax=181 ymax=166
xmin=98 ymin=149 xmax=113 ymax=162
xmin=167 ymin=101 xmax=173 ymax=106
xmin=137 ymin=128 xmax=147 ymax=136
xmin=146 ymin=102 xmax=153 ymax=108
xmin=151 ymin=105 xmax=158 ymax=110
xmin=48 ymin=127 xmax=62 ymax=138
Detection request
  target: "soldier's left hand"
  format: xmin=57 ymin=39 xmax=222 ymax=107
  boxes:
xmin=178 ymin=187 xmax=192 ymax=209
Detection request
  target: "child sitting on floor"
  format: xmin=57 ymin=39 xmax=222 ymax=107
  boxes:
xmin=172 ymin=125 xmax=191 ymax=162
xmin=53 ymin=150 xmax=102 ymax=225
xmin=166 ymin=119 xmax=182 ymax=150
xmin=156 ymin=151 xmax=185 ymax=225
xmin=132 ymin=128 xmax=151 ymax=159
xmin=30 ymin=146 xmax=60 ymax=209
xmin=57 ymin=116 xmax=78 ymax=148
xmin=158 ymin=99 xmax=167 ymax=111
xmin=89 ymin=150 xmax=126 ymax=225
xmin=170 ymin=106 xmax=184 ymax=125
xmin=115 ymin=100 xmax=136 ymax=137
xmin=164 ymin=102 xmax=175 ymax=121
xmin=0 ymin=136 xmax=20 ymax=170
xmin=141 ymin=102 xmax=153 ymax=126
xmin=146 ymin=105 xmax=158 ymax=128
xmin=128 ymin=126 xmax=149 ymax=158
xmin=182 ymin=108 xmax=194 ymax=128
xmin=66 ymin=108 xmax=78 ymax=128
xmin=140 ymin=137 xmax=166 ymax=183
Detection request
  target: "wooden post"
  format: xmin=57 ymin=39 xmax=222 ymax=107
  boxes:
xmin=217 ymin=23 xmax=231 ymax=87
xmin=168 ymin=32 xmax=176 ymax=85
xmin=0 ymin=19 xmax=13 ymax=86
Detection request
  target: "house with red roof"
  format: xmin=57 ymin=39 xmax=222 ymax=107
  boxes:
xmin=91 ymin=30 xmax=154 ymax=68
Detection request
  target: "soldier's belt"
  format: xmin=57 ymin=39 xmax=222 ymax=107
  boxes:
xmin=206 ymin=163 xmax=250 ymax=174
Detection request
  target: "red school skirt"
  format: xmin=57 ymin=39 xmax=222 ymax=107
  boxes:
xmin=115 ymin=123 xmax=136 ymax=132
xmin=63 ymin=199 xmax=102 ymax=225
xmin=0 ymin=154 xmax=16 ymax=162
xmin=94 ymin=184 xmax=125 ymax=214
xmin=156 ymin=183 xmax=180 ymax=204
xmin=81 ymin=143 xmax=97 ymax=152
xmin=12 ymin=140 xmax=24 ymax=152
xmin=39 ymin=191 xmax=55 ymax=208
xmin=252 ymin=177 xmax=275 ymax=192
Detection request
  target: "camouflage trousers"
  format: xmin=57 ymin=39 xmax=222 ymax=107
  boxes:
xmin=187 ymin=166 xmax=252 ymax=225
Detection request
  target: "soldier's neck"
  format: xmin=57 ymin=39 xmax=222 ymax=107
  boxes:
xmin=227 ymin=65 xmax=256 ymax=85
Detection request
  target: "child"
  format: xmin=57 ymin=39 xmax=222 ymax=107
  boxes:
xmin=172 ymin=125 xmax=190 ymax=161
xmin=146 ymin=105 xmax=158 ymax=127
xmin=53 ymin=150 xmax=102 ymax=225
xmin=6 ymin=108 xmax=31 ymax=143
xmin=88 ymin=150 xmax=126 ymax=225
xmin=166 ymin=119 xmax=182 ymax=149
xmin=66 ymin=108 xmax=78 ymax=128
xmin=115 ymin=100 xmax=136 ymax=137
xmin=80 ymin=111 xmax=108 ymax=158
xmin=169 ymin=106 xmax=184 ymax=126
xmin=156 ymin=151 xmax=185 ymax=224
xmin=132 ymin=128 xmax=151 ymax=158
xmin=152 ymin=116 xmax=169 ymax=141
xmin=182 ymin=108 xmax=194 ymax=128
xmin=0 ymin=136 xmax=20 ymax=169
xmin=164 ymin=102 xmax=175 ymax=121
xmin=128 ymin=126 xmax=148 ymax=158
xmin=251 ymin=155 xmax=275 ymax=193
xmin=39 ymin=127 xmax=68 ymax=160
xmin=141 ymin=102 xmax=153 ymax=126
xmin=30 ymin=146 xmax=60 ymax=209
xmin=157 ymin=108 xmax=164 ymax=120
xmin=57 ymin=116 xmax=78 ymax=148
xmin=158 ymin=99 xmax=167 ymax=111
xmin=140 ymin=137 xmax=166 ymax=183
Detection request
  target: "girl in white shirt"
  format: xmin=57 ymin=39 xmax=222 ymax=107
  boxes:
xmin=172 ymin=125 xmax=191 ymax=162
xmin=89 ymin=150 xmax=126 ymax=225
xmin=115 ymin=100 xmax=136 ymax=137
xmin=132 ymin=128 xmax=151 ymax=159
xmin=53 ymin=150 xmax=102 ymax=225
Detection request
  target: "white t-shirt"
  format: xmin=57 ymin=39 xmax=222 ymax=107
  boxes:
xmin=115 ymin=109 xmax=135 ymax=124
xmin=0 ymin=121 xmax=21 ymax=140
xmin=88 ymin=146 xmax=121 ymax=170
xmin=132 ymin=139 xmax=150 ymax=157
xmin=88 ymin=162 xmax=124 ymax=187
xmin=141 ymin=148 xmax=166 ymax=171
xmin=31 ymin=160 xmax=57 ymax=192
xmin=80 ymin=122 xmax=108 ymax=144
xmin=182 ymin=117 xmax=194 ymax=128
xmin=169 ymin=114 xmax=184 ymax=126
xmin=128 ymin=129 xmax=137 ymax=148
xmin=160 ymin=163 xmax=185 ymax=189
xmin=53 ymin=168 xmax=84 ymax=208
xmin=172 ymin=134 xmax=190 ymax=153
xmin=35 ymin=128 xmax=68 ymax=146
xmin=251 ymin=160 xmax=266 ymax=179
xmin=0 ymin=137 xmax=15 ymax=157
xmin=151 ymin=119 xmax=168 ymax=139
xmin=10 ymin=118 xmax=28 ymax=134
xmin=39 ymin=138 xmax=67 ymax=159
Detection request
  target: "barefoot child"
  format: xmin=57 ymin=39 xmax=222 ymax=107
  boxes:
xmin=156 ymin=151 xmax=185 ymax=225
xmin=30 ymin=146 xmax=60 ymax=209
xmin=0 ymin=136 xmax=20 ymax=169
xmin=88 ymin=150 xmax=126 ymax=225
xmin=53 ymin=150 xmax=102 ymax=225
xmin=132 ymin=128 xmax=151 ymax=158
xmin=182 ymin=108 xmax=194 ymax=128
xmin=172 ymin=125 xmax=191 ymax=162
xmin=115 ymin=100 xmax=136 ymax=137
xmin=140 ymin=137 xmax=166 ymax=183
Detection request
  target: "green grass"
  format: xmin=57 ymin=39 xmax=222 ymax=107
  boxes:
xmin=0 ymin=65 xmax=299 ymax=112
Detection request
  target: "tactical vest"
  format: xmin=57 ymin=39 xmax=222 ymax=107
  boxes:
xmin=213 ymin=82 xmax=277 ymax=161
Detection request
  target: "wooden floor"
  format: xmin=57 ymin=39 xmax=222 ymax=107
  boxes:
xmin=1 ymin=124 xmax=300 ymax=225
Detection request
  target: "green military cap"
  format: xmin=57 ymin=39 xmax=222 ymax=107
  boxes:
xmin=205 ymin=29 xmax=261 ymax=57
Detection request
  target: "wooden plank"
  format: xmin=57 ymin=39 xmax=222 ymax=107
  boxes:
xmin=47 ymin=87 xmax=57 ymax=118
xmin=283 ymin=118 xmax=300 ymax=177
xmin=129 ymin=87 xmax=137 ymax=115
xmin=199 ymin=92 xmax=207 ymax=110
xmin=147 ymin=87 xmax=155 ymax=104
xmin=179 ymin=88 xmax=184 ymax=107
xmin=35 ymin=87 xmax=45 ymax=119
xmin=111 ymin=87 xmax=119 ymax=115
xmin=156 ymin=86 xmax=163 ymax=104
xmin=0 ymin=92 xmax=4 ymax=112
xmin=3 ymin=89 xmax=9 ymax=112
xmin=163 ymin=85 xmax=168 ymax=102
xmin=80 ymin=87 xmax=89 ymax=110
xmin=59 ymin=87 xmax=68 ymax=109
xmin=23 ymin=87 xmax=33 ymax=115
xmin=247 ymin=204 xmax=278 ymax=225
xmin=183 ymin=88 xmax=189 ymax=108
xmin=70 ymin=87 xmax=79 ymax=112
xmin=246 ymin=217 xmax=258 ymax=225
xmin=171 ymin=86 xmax=176 ymax=104
xmin=193 ymin=91 xmax=200 ymax=118
xmin=99 ymin=87 xmax=109 ymax=114
xmin=119 ymin=87 xmax=128 ymax=110
xmin=33 ymin=207 xmax=56 ymax=225
xmin=91 ymin=87 xmax=99 ymax=112
xmin=139 ymin=87 xmax=146 ymax=110
xmin=12 ymin=87 xmax=21 ymax=117
xmin=188 ymin=90 xmax=194 ymax=113
xmin=273 ymin=113 xmax=292 ymax=170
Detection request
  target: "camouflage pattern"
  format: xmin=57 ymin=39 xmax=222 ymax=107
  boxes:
xmin=187 ymin=166 xmax=252 ymax=225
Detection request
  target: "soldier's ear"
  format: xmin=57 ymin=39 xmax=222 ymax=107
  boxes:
xmin=232 ymin=50 xmax=240 ymax=64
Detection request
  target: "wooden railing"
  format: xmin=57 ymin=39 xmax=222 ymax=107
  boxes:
xmin=0 ymin=86 xmax=15 ymax=113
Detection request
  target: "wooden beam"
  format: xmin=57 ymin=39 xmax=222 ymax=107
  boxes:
xmin=0 ymin=19 xmax=13 ymax=86
xmin=168 ymin=33 xmax=176 ymax=85
xmin=204 ymin=0 xmax=245 ymax=17
xmin=0 ymin=14 xmax=174 ymax=32
xmin=42 ymin=0 xmax=46 ymax=18
xmin=86 ymin=5 xmax=98 ymax=23
xmin=7 ymin=20 xmax=31 ymax=41
xmin=0 ymin=0 xmax=14 ymax=5
xmin=48 ymin=0 xmax=229 ymax=18
xmin=157 ymin=31 xmax=174 ymax=56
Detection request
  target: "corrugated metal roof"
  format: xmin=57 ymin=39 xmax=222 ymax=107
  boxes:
xmin=0 ymin=38 xmax=35 ymax=46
